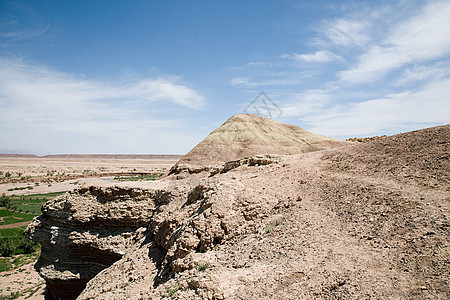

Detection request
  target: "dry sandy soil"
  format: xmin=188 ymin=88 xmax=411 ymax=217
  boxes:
xmin=23 ymin=116 xmax=449 ymax=299
xmin=0 ymin=258 xmax=45 ymax=300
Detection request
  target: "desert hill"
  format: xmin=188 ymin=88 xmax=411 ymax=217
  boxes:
xmin=174 ymin=114 xmax=348 ymax=168
xmin=25 ymin=122 xmax=449 ymax=299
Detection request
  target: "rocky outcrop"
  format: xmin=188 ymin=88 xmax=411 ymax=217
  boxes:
xmin=209 ymin=154 xmax=280 ymax=176
xmin=168 ymin=154 xmax=281 ymax=178
xmin=26 ymin=163 xmax=283 ymax=299
xmin=346 ymin=135 xmax=387 ymax=143
xmin=25 ymin=186 xmax=174 ymax=299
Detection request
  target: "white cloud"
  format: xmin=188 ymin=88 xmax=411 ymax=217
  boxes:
xmin=283 ymin=50 xmax=342 ymax=63
xmin=0 ymin=23 xmax=50 ymax=40
xmin=134 ymin=79 xmax=204 ymax=109
xmin=247 ymin=61 xmax=272 ymax=67
xmin=319 ymin=18 xmax=370 ymax=48
xmin=397 ymin=61 xmax=450 ymax=86
xmin=0 ymin=59 xmax=204 ymax=111
xmin=0 ymin=59 xmax=205 ymax=153
xmin=230 ymin=76 xmax=302 ymax=87
xmin=302 ymin=77 xmax=450 ymax=137
xmin=280 ymin=90 xmax=331 ymax=117
xmin=339 ymin=1 xmax=450 ymax=84
xmin=231 ymin=77 xmax=250 ymax=86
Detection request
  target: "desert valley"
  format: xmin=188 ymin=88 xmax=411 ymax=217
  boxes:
xmin=0 ymin=154 xmax=181 ymax=299
xmin=0 ymin=114 xmax=448 ymax=299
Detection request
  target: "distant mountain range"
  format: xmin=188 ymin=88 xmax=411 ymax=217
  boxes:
xmin=0 ymin=149 xmax=42 ymax=156
xmin=0 ymin=153 xmax=183 ymax=159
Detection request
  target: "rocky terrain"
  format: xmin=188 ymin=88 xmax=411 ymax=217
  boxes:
xmin=345 ymin=135 xmax=388 ymax=143
xmin=25 ymin=115 xmax=449 ymax=299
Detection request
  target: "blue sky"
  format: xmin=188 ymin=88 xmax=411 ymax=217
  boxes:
xmin=1 ymin=0 xmax=449 ymax=154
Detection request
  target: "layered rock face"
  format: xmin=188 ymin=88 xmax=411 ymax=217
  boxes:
xmin=25 ymin=186 xmax=174 ymax=299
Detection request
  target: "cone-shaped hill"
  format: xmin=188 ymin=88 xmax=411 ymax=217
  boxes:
xmin=175 ymin=114 xmax=349 ymax=168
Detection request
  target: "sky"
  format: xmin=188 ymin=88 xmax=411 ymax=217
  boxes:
xmin=1 ymin=0 xmax=449 ymax=155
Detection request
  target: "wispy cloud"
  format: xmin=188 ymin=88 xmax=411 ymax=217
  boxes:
xmin=397 ymin=61 xmax=450 ymax=86
xmin=282 ymin=50 xmax=342 ymax=63
xmin=0 ymin=59 xmax=205 ymax=153
xmin=230 ymin=77 xmax=249 ymax=86
xmin=318 ymin=18 xmax=370 ymax=48
xmin=0 ymin=2 xmax=51 ymax=41
xmin=339 ymin=1 xmax=450 ymax=84
xmin=0 ymin=59 xmax=205 ymax=110
xmin=301 ymin=77 xmax=450 ymax=136
xmin=230 ymin=74 xmax=300 ymax=88
xmin=280 ymin=90 xmax=331 ymax=117
xmin=133 ymin=79 xmax=205 ymax=109
xmin=0 ymin=23 xmax=50 ymax=40
xmin=247 ymin=61 xmax=272 ymax=67
xmin=230 ymin=1 xmax=450 ymax=139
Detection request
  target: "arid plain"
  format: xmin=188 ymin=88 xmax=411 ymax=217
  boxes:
xmin=0 ymin=154 xmax=182 ymax=196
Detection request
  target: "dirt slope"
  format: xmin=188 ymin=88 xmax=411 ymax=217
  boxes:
xmin=27 ymin=124 xmax=449 ymax=299
xmin=175 ymin=114 xmax=348 ymax=168
xmin=324 ymin=124 xmax=450 ymax=189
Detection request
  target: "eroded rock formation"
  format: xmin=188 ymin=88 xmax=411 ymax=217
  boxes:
xmin=25 ymin=186 xmax=173 ymax=299
xmin=26 ymin=156 xmax=284 ymax=299
xmin=26 ymin=121 xmax=450 ymax=299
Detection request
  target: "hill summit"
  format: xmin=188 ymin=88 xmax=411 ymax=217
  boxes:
xmin=176 ymin=114 xmax=348 ymax=167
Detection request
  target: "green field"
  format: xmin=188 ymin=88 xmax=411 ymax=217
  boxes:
xmin=0 ymin=227 xmax=27 ymax=238
xmin=0 ymin=192 xmax=65 ymax=258
xmin=0 ymin=210 xmax=35 ymax=226
xmin=114 ymin=173 xmax=161 ymax=181
xmin=8 ymin=191 xmax=66 ymax=214
xmin=0 ymin=226 xmax=39 ymax=257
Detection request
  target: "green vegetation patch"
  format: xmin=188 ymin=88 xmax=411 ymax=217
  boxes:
xmin=0 ymin=257 xmax=13 ymax=272
xmin=0 ymin=210 xmax=35 ymax=226
xmin=0 ymin=291 xmax=20 ymax=299
xmin=198 ymin=263 xmax=209 ymax=271
xmin=0 ymin=227 xmax=26 ymax=238
xmin=0 ymin=192 xmax=64 ymax=258
xmin=7 ymin=186 xmax=33 ymax=192
xmin=166 ymin=282 xmax=181 ymax=297
xmin=114 ymin=173 xmax=162 ymax=181
xmin=24 ymin=191 xmax=66 ymax=198
xmin=12 ymin=252 xmax=39 ymax=268
xmin=3 ymin=191 xmax=66 ymax=215
xmin=0 ymin=252 xmax=40 ymax=272
xmin=0 ymin=227 xmax=40 ymax=257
